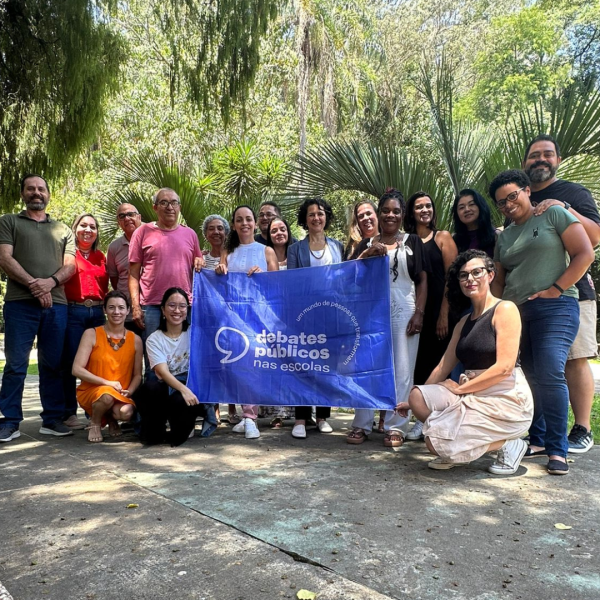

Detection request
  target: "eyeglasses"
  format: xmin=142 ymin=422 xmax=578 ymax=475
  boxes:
xmin=165 ymin=303 xmax=188 ymax=310
xmin=259 ymin=212 xmax=278 ymax=219
xmin=156 ymin=200 xmax=181 ymax=208
xmin=458 ymin=267 xmax=490 ymax=282
xmin=495 ymin=188 xmax=524 ymax=209
xmin=117 ymin=211 xmax=139 ymax=220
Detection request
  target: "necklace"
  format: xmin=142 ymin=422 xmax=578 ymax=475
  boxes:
xmin=309 ymin=239 xmax=329 ymax=260
xmin=105 ymin=327 xmax=126 ymax=351
xmin=380 ymin=233 xmax=400 ymax=245
xmin=80 ymin=249 xmax=91 ymax=260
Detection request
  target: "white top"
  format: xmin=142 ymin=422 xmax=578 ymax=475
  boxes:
xmin=146 ymin=329 xmax=190 ymax=379
xmin=309 ymin=243 xmax=333 ymax=267
xmin=203 ymin=253 xmax=221 ymax=271
xmin=227 ymin=241 xmax=268 ymax=273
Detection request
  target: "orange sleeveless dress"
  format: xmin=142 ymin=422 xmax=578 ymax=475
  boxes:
xmin=77 ymin=326 xmax=137 ymax=413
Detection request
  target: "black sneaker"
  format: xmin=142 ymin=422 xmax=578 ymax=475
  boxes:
xmin=39 ymin=422 xmax=74 ymax=437
xmin=0 ymin=425 xmax=20 ymax=442
xmin=567 ymin=424 xmax=594 ymax=454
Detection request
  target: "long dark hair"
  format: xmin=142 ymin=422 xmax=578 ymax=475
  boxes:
xmin=404 ymin=191 xmax=436 ymax=234
xmin=158 ymin=287 xmax=190 ymax=332
xmin=452 ymin=189 xmax=496 ymax=253
xmin=446 ymin=250 xmax=496 ymax=318
xmin=265 ymin=217 xmax=292 ymax=257
xmin=225 ymin=205 xmax=256 ymax=254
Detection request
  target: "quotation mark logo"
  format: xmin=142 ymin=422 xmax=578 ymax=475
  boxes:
xmin=215 ymin=327 xmax=250 ymax=364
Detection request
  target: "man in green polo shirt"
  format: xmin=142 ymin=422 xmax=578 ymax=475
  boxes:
xmin=0 ymin=174 xmax=76 ymax=442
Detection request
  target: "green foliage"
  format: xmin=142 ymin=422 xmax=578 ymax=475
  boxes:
xmin=0 ymin=0 xmax=125 ymax=211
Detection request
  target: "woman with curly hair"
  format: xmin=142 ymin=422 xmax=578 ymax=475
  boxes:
xmin=346 ymin=189 xmax=427 ymax=447
xmin=396 ymin=250 xmax=534 ymax=474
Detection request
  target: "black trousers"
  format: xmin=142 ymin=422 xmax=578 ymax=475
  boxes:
xmin=134 ymin=380 xmax=203 ymax=447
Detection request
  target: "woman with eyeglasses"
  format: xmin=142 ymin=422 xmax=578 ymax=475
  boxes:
xmin=216 ymin=205 xmax=279 ymax=439
xmin=490 ymin=170 xmax=594 ymax=475
xmin=61 ymin=213 xmax=109 ymax=432
xmin=346 ymin=189 xmax=427 ymax=447
xmin=404 ymin=192 xmax=458 ymax=441
xmin=396 ymin=250 xmax=533 ymax=474
xmin=134 ymin=287 xmax=216 ymax=446
xmin=452 ymin=189 xmax=497 ymax=257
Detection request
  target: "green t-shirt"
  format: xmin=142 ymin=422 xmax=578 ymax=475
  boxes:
xmin=494 ymin=206 xmax=579 ymax=306
xmin=0 ymin=211 xmax=76 ymax=303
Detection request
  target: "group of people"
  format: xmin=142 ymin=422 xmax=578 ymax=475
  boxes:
xmin=0 ymin=134 xmax=597 ymax=477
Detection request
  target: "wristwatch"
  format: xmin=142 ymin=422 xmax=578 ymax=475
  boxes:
xmin=563 ymin=201 xmax=571 ymax=211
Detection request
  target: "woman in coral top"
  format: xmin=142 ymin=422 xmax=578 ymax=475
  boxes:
xmin=62 ymin=213 xmax=109 ymax=430
xmin=73 ymin=291 xmax=143 ymax=442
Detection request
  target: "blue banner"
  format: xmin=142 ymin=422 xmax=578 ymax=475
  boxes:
xmin=187 ymin=257 xmax=396 ymax=409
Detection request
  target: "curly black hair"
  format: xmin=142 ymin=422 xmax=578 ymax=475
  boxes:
xmin=297 ymin=198 xmax=334 ymax=231
xmin=488 ymin=170 xmax=531 ymax=203
xmin=446 ymin=250 xmax=496 ymax=318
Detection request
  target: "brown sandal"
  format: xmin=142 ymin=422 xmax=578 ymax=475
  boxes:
xmin=383 ymin=431 xmax=404 ymax=447
xmin=346 ymin=428 xmax=368 ymax=445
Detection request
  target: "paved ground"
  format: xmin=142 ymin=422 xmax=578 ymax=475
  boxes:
xmin=1 ymin=377 xmax=599 ymax=600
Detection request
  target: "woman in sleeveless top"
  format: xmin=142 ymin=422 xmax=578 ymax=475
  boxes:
xmin=215 ymin=205 xmax=279 ymax=439
xmin=346 ymin=189 xmax=427 ymax=447
xmin=397 ymin=250 xmax=533 ymax=475
xmin=404 ymin=192 xmax=458 ymax=440
xmin=202 ymin=214 xmax=230 ymax=272
xmin=73 ymin=291 xmax=143 ymax=443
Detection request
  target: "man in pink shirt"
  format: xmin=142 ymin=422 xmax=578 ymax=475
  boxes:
xmin=128 ymin=188 xmax=203 ymax=376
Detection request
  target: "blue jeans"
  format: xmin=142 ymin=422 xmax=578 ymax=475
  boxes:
xmin=519 ymin=296 xmax=579 ymax=457
xmin=62 ymin=304 xmax=105 ymax=419
xmin=0 ymin=300 xmax=68 ymax=427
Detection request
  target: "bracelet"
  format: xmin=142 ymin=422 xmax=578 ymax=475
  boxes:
xmin=415 ymin=307 xmax=425 ymax=315
xmin=51 ymin=275 xmax=60 ymax=288
xmin=552 ymin=282 xmax=564 ymax=294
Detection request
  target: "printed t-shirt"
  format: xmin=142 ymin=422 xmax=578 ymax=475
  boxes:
xmin=146 ymin=329 xmax=190 ymax=379
xmin=128 ymin=223 xmax=202 ymax=305
xmin=494 ymin=205 xmax=580 ymax=306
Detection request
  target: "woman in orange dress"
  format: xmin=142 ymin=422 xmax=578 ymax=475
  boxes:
xmin=73 ymin=291 xmax=143 ymax=442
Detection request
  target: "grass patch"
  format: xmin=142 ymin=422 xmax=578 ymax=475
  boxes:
xmin=569 ymin=394 xmax=600 ymax=442
xmin=0 ymin=360 xmax=39 ymax=376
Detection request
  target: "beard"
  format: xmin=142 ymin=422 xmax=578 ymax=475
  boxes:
xmin=525 ymin=160 xmax=557 ymax=183
xmin=25 ymin=198 xmax=46 ymax=211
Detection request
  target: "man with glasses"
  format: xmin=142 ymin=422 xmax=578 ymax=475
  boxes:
xmin=255 ymin=202 xmax=296 ymax=245
xmin=522 ymin=134 xmax=600 ymax=454
xmin=128 ymin=188 xmax=203 ymax=376
xmin=107 ymin=203 xmax=142 ymax=334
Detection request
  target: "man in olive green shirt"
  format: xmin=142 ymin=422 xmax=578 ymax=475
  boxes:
xmin=0 ymin=175 xmax=76 ymax=442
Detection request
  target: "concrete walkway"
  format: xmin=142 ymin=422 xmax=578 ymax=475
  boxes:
xmin=1 ymin=377 xmax=599 ymax=600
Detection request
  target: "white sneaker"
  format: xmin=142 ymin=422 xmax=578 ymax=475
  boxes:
xmin=244 ymin=419 xmax=260 ymax=439
xmin=488 ymin=438 xmax=527 ymax=475
xmin=427 ymin=457 xmax=467 ymax=470
xmin=232 ymin=419 xmax=246 ymax=433
xmin=317 ymin=420 xmax=333 ymax=433
xmin=291 ymin=423 xmax=307 ymax=439
xmin=406 ymin=420 xmax=424 ymax=440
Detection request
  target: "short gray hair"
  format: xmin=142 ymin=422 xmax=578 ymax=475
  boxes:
xmin=202 ymin=214 xmax=230 ymax=239
xmin=152 ymin=187 xmax=180 ymax=205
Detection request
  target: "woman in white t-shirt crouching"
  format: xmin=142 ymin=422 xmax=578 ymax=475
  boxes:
xmin=216 ymin=205 xmax=279 ymax=439
xmin=135 ymin=287 xmax=214 ymax=446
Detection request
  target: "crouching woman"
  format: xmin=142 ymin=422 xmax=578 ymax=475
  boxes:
xmin=73 ymin=291 xmax=143 ymax=443
xmin=397 ymin=250 xmax=533 ymax=474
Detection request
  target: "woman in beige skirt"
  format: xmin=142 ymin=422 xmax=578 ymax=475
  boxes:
xmin=396 ymin=250 xmax=533 ymax=475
